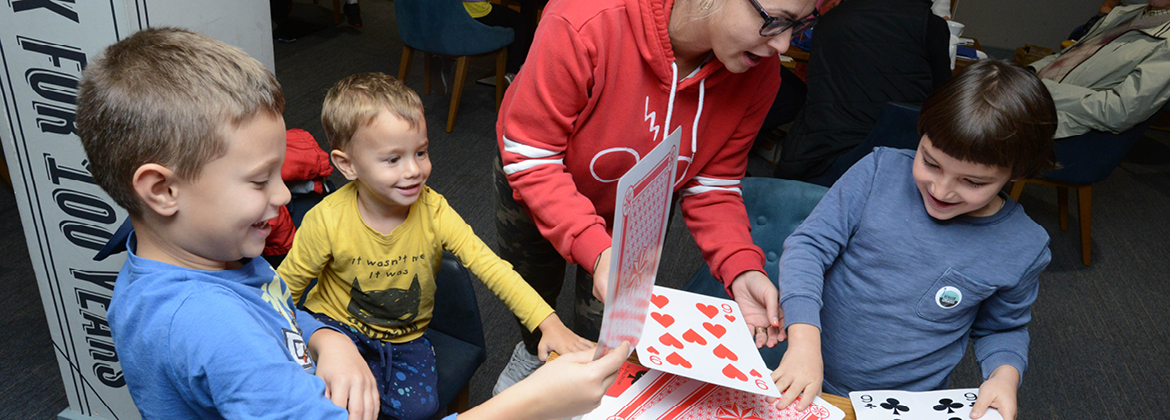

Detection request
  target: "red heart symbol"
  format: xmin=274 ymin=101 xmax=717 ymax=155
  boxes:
xmin=650 ymin=294 xmax=669 ymax=309
xmin=646 ymin=346 xmax=659 ymax=355
xmin=659 ymin=333 xmax=684 ymax=349
xmin=702 ymin=322 xmax=726 ymax=339
xmin=650 ymin=312 xmax=675 ymax=328
xmin=696 ymin=303 xmax=719 ymax=319
xmin=722 ymin=364 xmax=748 ymax=381
xmin=666 ymin=352 xmax=692 ymax=369
xmin=750 ymin=369 xmax=762 ymax=378
xmin=682 ymin=329 xmax=707 ymax=345
xmin=712 ymin=344 xmax=738 ymax=361
xmin=725 ymin=314 xmax=736 ymax=323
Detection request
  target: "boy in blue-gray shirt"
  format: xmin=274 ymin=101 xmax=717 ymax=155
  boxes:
xmin=772 ymin=60 xmax=1058 ymax=420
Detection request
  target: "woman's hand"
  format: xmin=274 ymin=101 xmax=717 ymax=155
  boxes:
xmin=730 ymin=270 xmax=784 ymax=347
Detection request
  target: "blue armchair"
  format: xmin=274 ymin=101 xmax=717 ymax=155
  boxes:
xmin=682 ymin=177 xmax=828 ymax=368
xmin=1009 ymin=107 xmax=1164 ymax=266
xmin=395 ymin=0 xmax=514 ymax=133
xmin=427 ymin=252 xmax=487 ymax=413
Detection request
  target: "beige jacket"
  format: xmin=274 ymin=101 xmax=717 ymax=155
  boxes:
xmin=1031 ymin=5 xmax=1170 ymax=138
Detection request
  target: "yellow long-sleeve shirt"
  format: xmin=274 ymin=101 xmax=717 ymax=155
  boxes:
xmin=278 ymin=182 xmax=552 ymax=343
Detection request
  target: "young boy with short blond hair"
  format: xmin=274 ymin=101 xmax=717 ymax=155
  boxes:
xmin=77 ymin=27 xmax=380 ymax=419
xmin=772 ymin=60 xmax=1059 ymax=420
xmin=278 ymin=72 xmax=593 ymax=420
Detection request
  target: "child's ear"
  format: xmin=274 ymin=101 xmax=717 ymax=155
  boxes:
xmin=132 ymin=164 xmax=180 ymax=217
xmin=331 ymin=149 xmax=359 ymax=181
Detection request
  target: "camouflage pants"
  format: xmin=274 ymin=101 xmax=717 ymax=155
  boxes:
xmin=493 ymin=158 xmax=605 ymax=355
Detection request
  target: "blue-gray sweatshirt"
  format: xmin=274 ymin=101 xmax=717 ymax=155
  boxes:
xmin=779 ymin=147 xmax=1049 ymax=396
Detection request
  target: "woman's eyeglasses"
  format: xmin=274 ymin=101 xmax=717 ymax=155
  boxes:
xmin=747 ymin=0 xmax=819 ymax=37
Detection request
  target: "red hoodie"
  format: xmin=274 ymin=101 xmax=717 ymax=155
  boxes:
xmin=497 ymin=0 xmax=782 ymax=294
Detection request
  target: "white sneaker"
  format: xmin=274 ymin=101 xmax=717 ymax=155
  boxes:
xmin=492 ymin=341 xmax=543 ymax=396
xmin=475 ymin=73 xmax=515 ymax=87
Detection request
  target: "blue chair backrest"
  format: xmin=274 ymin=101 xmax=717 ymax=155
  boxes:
xmin=395 ymin=0 xmax=514 ymax=56
xmin=682 ymin=178 xmax=828 ymax=367
xmin=1042 ymin=111 xmax=1161 ymax=185
xmin=684 ymin=177 xmax=829 ymax=296
xmin=428 ymin=251 xmax=487 ymax=409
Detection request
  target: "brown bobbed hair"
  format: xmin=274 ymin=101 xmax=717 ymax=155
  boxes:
xmin=76 ymin=27 xmax=285 ymax=218
xmin=917 ymin=59 xmax=1058 ymax=180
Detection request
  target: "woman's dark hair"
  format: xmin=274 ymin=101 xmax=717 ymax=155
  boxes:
xmin=918 ymin=59 xmax=1058 ymax=179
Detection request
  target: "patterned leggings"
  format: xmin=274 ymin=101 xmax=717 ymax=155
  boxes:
xmin=311 ymin=313 xmax=439 ymax=420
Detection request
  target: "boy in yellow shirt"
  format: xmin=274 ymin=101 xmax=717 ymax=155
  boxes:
xmin=278 ymin=72 xmax=592 ymax=420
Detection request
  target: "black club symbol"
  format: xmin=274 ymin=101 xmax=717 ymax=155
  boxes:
xmin=934 ymin=398 xmax=964 ymax=414
xmin=880 ymin=398 xmax=910 ymax=415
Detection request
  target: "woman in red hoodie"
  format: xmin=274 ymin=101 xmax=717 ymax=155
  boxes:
xmin=492 ymin=0 xmax=819 ymax=392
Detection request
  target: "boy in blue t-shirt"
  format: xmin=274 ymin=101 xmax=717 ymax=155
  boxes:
xmin=77 ymin=27 xmax=626 ymax=420
xmin=772 ymin=60 xmax=1058 ymax=420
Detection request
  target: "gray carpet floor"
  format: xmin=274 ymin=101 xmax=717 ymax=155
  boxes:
xmin=3 ymin=0 xmax=1168 ymax=418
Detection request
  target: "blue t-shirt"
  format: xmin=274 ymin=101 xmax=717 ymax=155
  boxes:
xmin=780 ymin=148 xmax=1050 ymax=396
xmin=107 ymin=234 xmax=348 ymax=419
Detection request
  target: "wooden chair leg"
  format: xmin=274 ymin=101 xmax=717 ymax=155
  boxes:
xmin=333 ymin=0 xmax=342 ymax=25
xmin=495 ymin=49 xmax=507 ymax=111
xmin=446 ymin=386 xmax=470 ymax=414
xmin=1009 ymin=180 xmax=1026 ymax=201
xmin=1057 ymin=186 xmax=1069 ymax=231
xmin=447 ymin=56 xmax=471 ymax=133
xmin=423 ymin=52 xmax=434 ymax=95
xmin=1077 ymin=185 xmax=1092 ymax=266
xmin=398 ymin=47 xmax=413 ymax=82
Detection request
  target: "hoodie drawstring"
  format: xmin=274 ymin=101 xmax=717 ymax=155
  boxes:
xmin=666 ymin=62 xmax=704 ymax=184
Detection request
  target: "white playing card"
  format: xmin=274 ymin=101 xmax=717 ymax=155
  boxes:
xmin=595 ymin=128 xmax=681 ymax=360
xmin=636 ymin=286 xmax=780 ymax=398
xmin=585 ymin=370 xmax=845 ymax=420
xmin=850 ymin=389 xmax=1003 ymax=420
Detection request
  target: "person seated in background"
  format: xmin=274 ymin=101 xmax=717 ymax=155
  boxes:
xmin=1029 ymin=0 xmax=1170 ymax=139
xmin=772 ymin=0 xmax=951 ymax=187
xmin=465 ymin=0 xmax=532 ymax=83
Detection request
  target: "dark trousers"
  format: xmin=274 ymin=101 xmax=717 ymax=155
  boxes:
xmin=492 ymin=159 xmax=604 ymax=356
xmin=311 ymin=313 xmax=439 ymax=420
xmin=475 ymin=4 xmax=531 ymax=74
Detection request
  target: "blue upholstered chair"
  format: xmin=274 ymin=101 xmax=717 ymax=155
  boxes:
xmin=1010 ymin=107 xmax=1165 ymax=266
xmin=682 ymin=177 xmax=828 ymax=368
xmin=95 ymin=218 xmax=487 ymax=415
xmin=395 ymin=0 xmax=514 ymax=133
xmin=428 ymin=251 xmax=487 ymax=413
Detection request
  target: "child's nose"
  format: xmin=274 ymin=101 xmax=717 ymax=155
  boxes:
xmin=402 ymin=159 xmax=421 ymax=178
xmin=272 ymin=179 xmax=291 ymax=207
xmin=933 ymin=178 xmax=957 ymax=199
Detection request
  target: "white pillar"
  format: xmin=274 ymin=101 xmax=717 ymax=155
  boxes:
xmin=0 ymin=1 xmax=273 ymax=419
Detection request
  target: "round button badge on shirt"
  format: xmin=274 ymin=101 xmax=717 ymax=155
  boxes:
xmin=935 ymin=286 xmax=962 ymax=309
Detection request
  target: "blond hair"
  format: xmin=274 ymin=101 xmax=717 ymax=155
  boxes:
xmin=76 ymin=27 xmax=284 ymax=218
xmin=321 ymin=72 xmax=424 ymax=151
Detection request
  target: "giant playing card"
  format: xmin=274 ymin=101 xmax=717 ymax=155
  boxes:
xmin=639 ymin=286 xmax=780 ymax=398
xmin=585 ymin=370 xmax=845 ymax=420
xmin=595 ymin=128 xmax=681 ymax=359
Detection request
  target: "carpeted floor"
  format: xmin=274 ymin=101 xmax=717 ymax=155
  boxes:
xmin=3 ymin=0 xmax=1169 ymax=418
